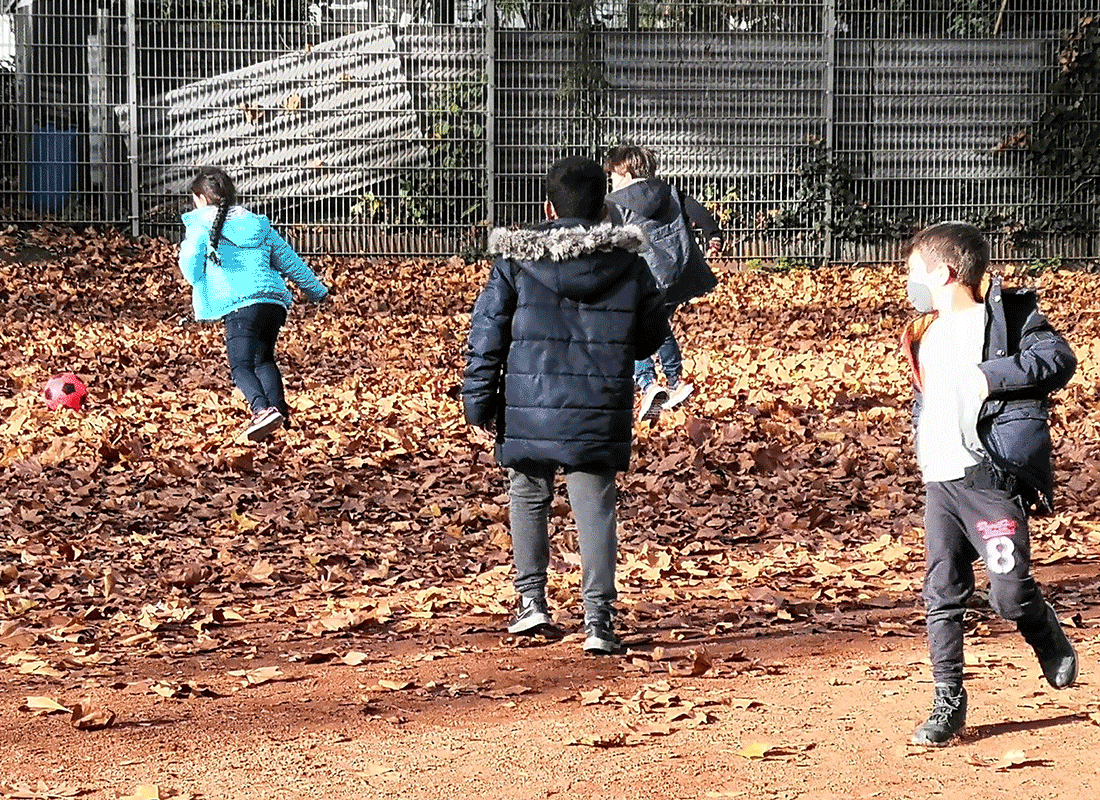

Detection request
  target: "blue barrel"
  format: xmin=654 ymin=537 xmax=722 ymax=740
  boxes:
xmin=29 ymin=127 xmax=77 ymax=213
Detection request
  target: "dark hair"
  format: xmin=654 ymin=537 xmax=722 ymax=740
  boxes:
xmin=188 ymin=167 xmax=237 ymax=260
xmin=543 ymin=156 xmax=607 ymax=222
xmin=604 ymin=144 xmax=657 ymax=179
xmin=902 ymin=221 xmax=989 ymax=297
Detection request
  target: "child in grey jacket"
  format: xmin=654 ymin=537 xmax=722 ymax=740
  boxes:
xmin=604 ymin=145 xmax=721 ymax=422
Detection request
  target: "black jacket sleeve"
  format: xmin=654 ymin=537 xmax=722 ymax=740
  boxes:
xmin=682 ymin=193 xmax=721 ymax=242
xmin=462 ymin=257 xmax=517 ymax=426
xmin=979 ymin=304 xmax=1076 ymax=399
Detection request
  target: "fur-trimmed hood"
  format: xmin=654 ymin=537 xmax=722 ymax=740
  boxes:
xmin=487 ymin=220 xmax=648 ymax=303
xmin=488 ymin=221 xmax=646 ymax=261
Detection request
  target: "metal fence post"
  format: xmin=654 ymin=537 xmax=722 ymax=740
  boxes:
xmin=87 ymin=10 xmax=108 ymax=199
xmin=126 ymin=0 xmax=139 ymax=237
xmin=484 ymin=0 xmax=496 ymax=231
xmin=823 ymin=0 xmax=837 ymax=265
xmin=14 ymin=3 xmax=31 ymax=209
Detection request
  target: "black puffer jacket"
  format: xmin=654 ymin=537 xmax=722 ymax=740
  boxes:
xmin=463 ymin=219 xmax=671 ymax=472
xmin=901 ymin=276 xmax=1077 ymax=514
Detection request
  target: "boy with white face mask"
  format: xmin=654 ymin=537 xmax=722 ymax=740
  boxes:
xmin=899 ymin=222 xmax=1078 ymax=746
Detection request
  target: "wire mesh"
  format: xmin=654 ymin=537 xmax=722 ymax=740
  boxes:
xmin=1 ymin=1 xmax=1097 ymax=261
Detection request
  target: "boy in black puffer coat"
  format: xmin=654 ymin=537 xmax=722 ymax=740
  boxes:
xmin=462 ymin=156 xmax=671 ymax=655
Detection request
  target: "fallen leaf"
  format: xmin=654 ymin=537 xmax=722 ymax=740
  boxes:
xmin=580 ymin=688 xmax=607 ymax=705
xmin=567 ymin=733 xmax=639 ymax=748
xmin=993 ymin=749 xmax=1049 ymax=771
xmin=629 ymin=721 xmax=673 ymax=736
xmin=119 ymin=786 xmax=166 ymax=800
xmin=228 ymin=666 xmax=287 ymax=686
xmin=20 ymin=695 xmax=70 ymax=715
xmin=69 ymin=699 xmax=116 ymax=730
xmin=670 ymin=647 xmax=714 ymax=677
xmin=18 ymin=660 xmax=65 ymax=678
xmin=482 ymin=685 xmax=534 ymax=699
xmin=1 ymin=780 xmax=82 ymax=799
xmin=376 ymin=679 xmax=414 ymax=691
xmin=736 ymin=741 xmax=775 ymax=759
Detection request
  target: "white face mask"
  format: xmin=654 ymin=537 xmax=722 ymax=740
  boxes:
xmin=906 ymin=277 xmax=934 ymax=313
xmin=905 ymin=251 xmax=939 ymax=313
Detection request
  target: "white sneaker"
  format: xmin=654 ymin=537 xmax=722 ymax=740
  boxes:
xmin=245 ymin=407 xmax=285 ymax=442
xmin=638 ymin=383 xmax=669 ymax=422
xmin=663 ymin=382 xmax=694 ymax=410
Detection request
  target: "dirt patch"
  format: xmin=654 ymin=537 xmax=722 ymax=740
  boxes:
xmin=2 ymin=566 xmax=1099 ymax=800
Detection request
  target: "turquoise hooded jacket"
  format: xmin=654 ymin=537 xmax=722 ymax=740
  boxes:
xmin=179 ymin=205 xmax=328 ymax=321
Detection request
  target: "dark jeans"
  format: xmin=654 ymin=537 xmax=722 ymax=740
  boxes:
xmin=224 ymin=302 xmax=289 ymax=417
xmin=923 ymin=471 xmax=1048 ymax=686
xmin=635 ymin=303 xmax=682 ymax=389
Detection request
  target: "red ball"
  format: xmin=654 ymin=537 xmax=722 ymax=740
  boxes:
xmin=42 ymin=373 xmax=87 ymax=411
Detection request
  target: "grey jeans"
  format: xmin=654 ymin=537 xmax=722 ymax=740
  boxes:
xmin=508 ymin=465 xmax=618 ymax=619
xmin=923 ymin=476 xmax=1049 ymax=686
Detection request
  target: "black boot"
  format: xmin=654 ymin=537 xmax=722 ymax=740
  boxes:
xmin=1021 ymin=602 xmax=1078 ymax=689
xmin=912 ymin=683 xmax=967 ymax=746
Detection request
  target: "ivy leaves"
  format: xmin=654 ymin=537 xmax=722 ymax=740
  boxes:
xmin=1028 ymin=15 xmax=1100 ymax=228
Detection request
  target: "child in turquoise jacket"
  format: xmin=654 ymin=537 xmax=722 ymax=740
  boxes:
xmin=179 ymin=167 xmax=329 ymax=442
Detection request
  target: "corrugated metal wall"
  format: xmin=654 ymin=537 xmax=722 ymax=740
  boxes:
xmin=2 ymin=1 xmax=1097 ymax=262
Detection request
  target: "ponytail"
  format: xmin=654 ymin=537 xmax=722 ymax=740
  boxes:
xmin=208 ymin=201 xmax=230 ymax=265
xmin=188 ymin=166 xmax=237 ymax=266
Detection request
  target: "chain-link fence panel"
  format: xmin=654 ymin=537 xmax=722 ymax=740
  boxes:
xmin=2 ymin=1 xmax=1097 ymax=262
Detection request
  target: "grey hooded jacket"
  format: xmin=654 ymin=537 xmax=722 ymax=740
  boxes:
xmin=605 ymin=178 xmax=719 ymax=307
xmin=462 ymin=219 xmax=671 ymax=472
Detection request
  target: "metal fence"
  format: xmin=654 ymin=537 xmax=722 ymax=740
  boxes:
xmin=2 ymin=1 xmax=1096 ymax=262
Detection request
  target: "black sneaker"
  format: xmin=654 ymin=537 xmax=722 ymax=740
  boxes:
xmin=1024 ymin=603 xmax=1079 ymax=689
xmin=583 ymin=609 xmax=624 ymax=655
xmin=507 ymin=594 xmax=551 ymax=635
xmin=912 ymin=683 xmax=967 ymax=746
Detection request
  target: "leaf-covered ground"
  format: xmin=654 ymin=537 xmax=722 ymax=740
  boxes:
xmin=1 ymin=226 xmax=1099 ymax=799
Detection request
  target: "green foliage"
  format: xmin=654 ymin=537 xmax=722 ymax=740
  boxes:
xmin=699 ymin=183 xmax=742 ymax=231
xmin=636 ymin=1 xmax=817 ymax=32
xmin=1028 ymin=15 xmax=1100 ymax=233
xmin=555 ymin=0 xmax=607 ymax=149
xmin=392 ymin=79 xmax=488 ymax=230
xmin=1026 ymin=256 xmax=1064 ymax=275
xmin=350 ymin=191 xmax=385 ymax=222
xmin=769 ymin=256 xmax=817 ymax=272
xmin=767 ymin=141 xmax=917 ymax=241
xmin=945 ymin=0 xmax=1000 ymax=37
xmin=151 ymin=0 xmax=308 ymax=20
